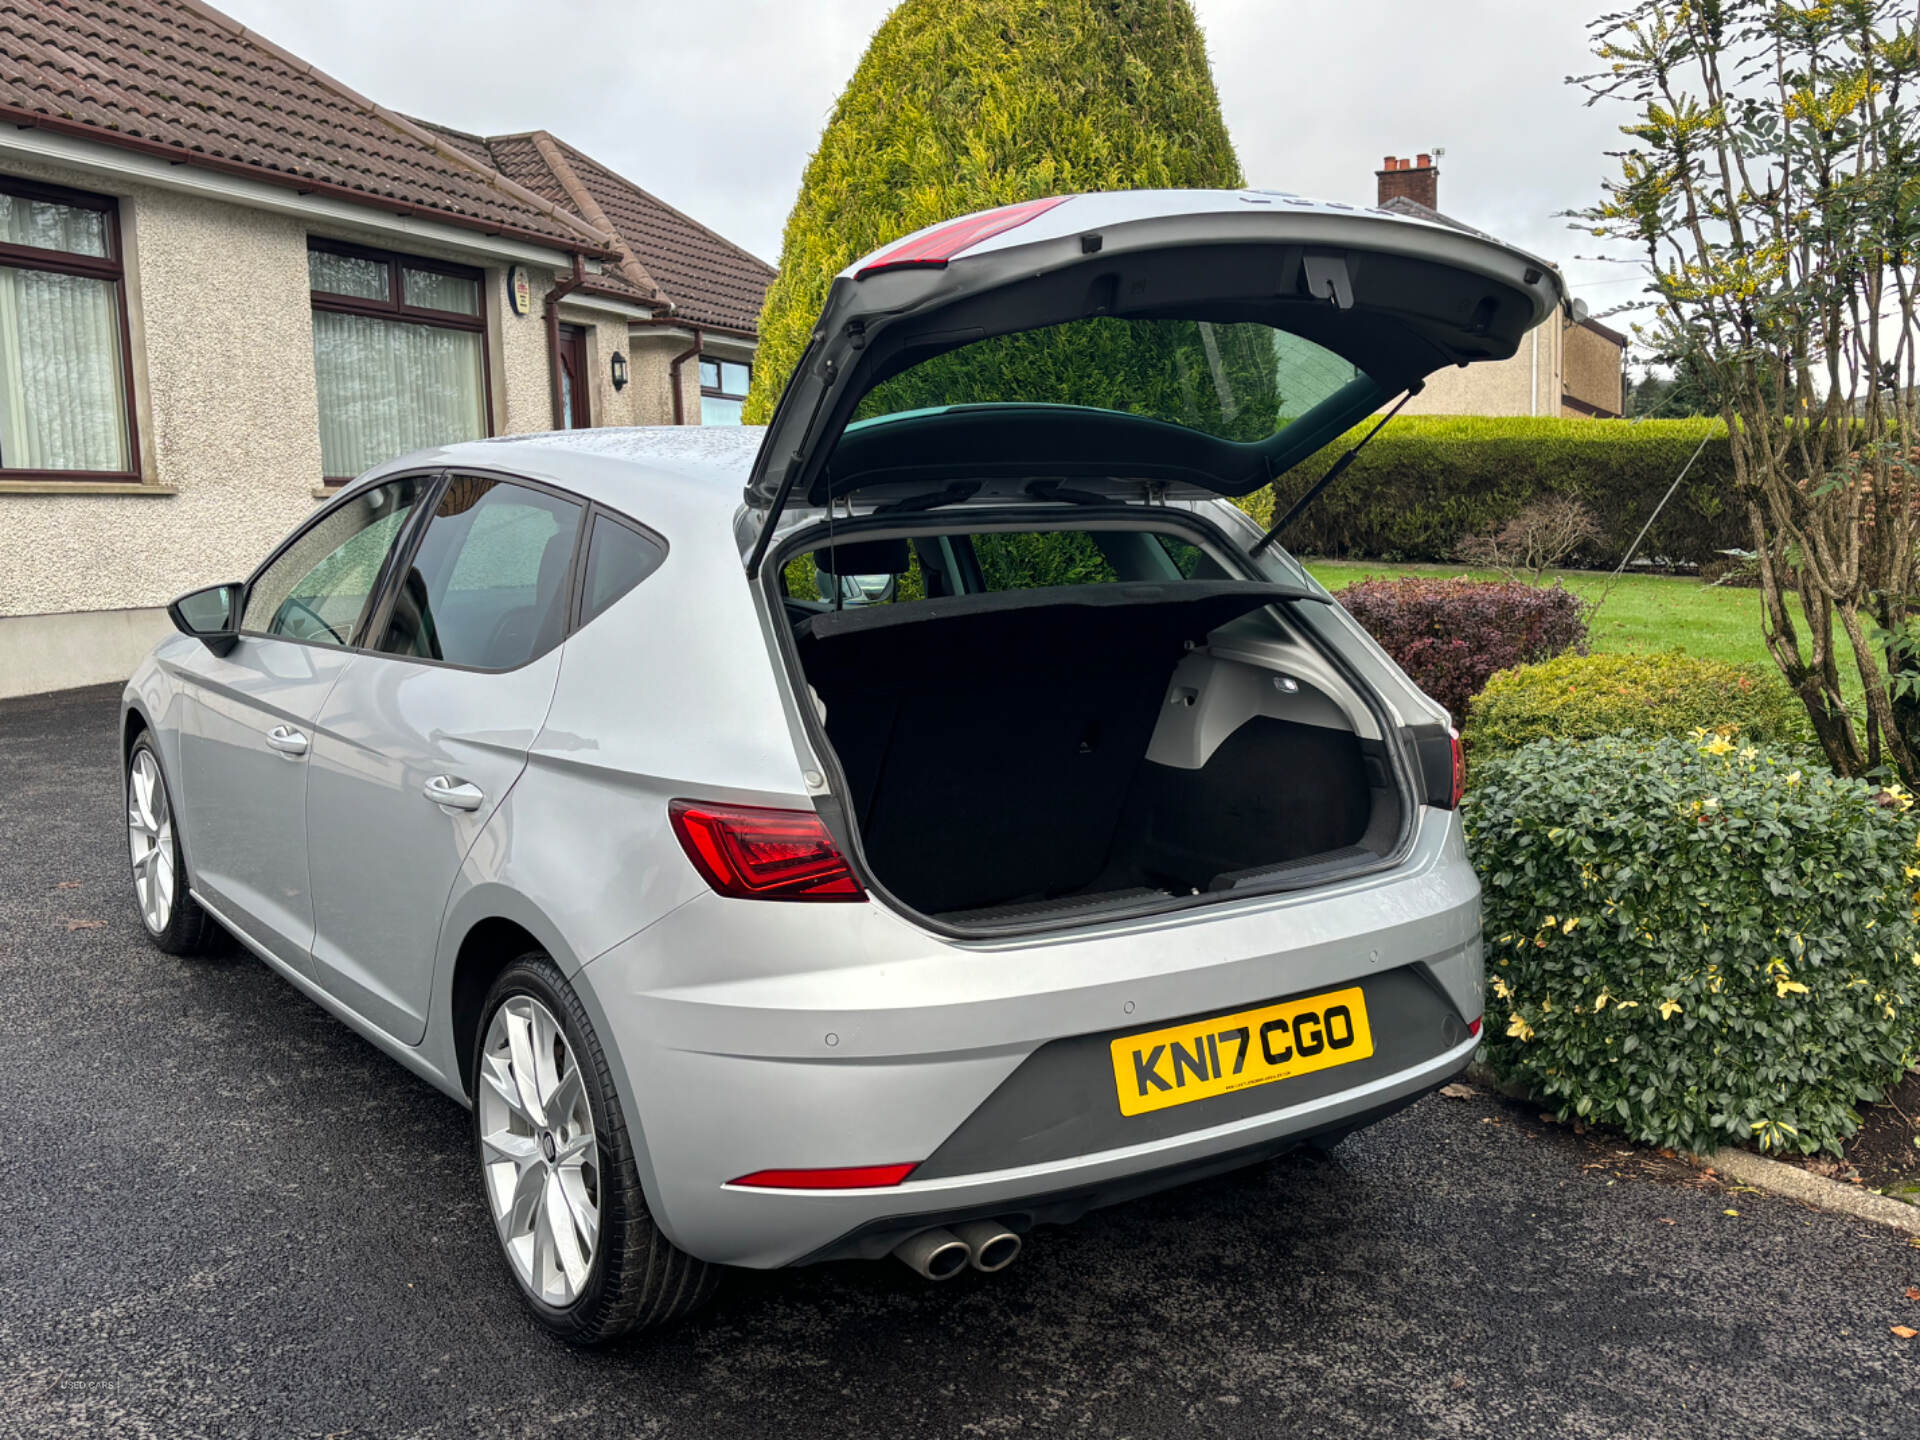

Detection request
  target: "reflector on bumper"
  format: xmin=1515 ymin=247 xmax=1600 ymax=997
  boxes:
xmin=728 ymin=1163 xmax=919 ymax=1190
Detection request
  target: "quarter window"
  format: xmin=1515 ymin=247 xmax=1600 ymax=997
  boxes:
xmin=699 ymin=355 xmax=750 ymax=426
xmin=377 ymin=477 xmax=583 ymax=670
xmin=309 ymin=242 xmax=489 ymax=483
xmin=579 ymin=512 xmax=666 ymax=625
xmin=0 ymin=177 xmax=135 ymax=477
xmin=243 ymin=477 xmax=428 ymax=644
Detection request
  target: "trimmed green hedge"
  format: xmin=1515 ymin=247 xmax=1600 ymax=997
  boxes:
xmin=743 ymin=0 xmax=1244 ymax=423
xmin=1467 ymin=734 xmax=1920 ymax=1156
xmin=1464 ymin=652 xmax=1812 ymax=757
xmin=1250 ymin=416 xmax=1746 ymax=568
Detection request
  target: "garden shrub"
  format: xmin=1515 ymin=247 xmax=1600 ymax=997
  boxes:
xmin=1466 ymin=734 xmax=1920 ymax=1156
xmin=1247 ymin=415 xmax=1745 ymax=569
xmin=1464 ymin=651 xmax=1812 ymax=757
xmin=744 ymin=0 xmax=1243 ymax=421
xmin=1335 ymin=578 xmax=1587 ymax=718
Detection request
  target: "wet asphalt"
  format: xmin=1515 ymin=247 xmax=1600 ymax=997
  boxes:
xmin=2 ymin=683 xmax=1916 ymax=1439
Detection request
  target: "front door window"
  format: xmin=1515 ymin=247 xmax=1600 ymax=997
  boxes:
xmin=241 ymin=478 xmax=428 ymax=645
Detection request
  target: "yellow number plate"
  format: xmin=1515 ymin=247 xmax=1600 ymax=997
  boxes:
xmin=1109 ymin=986 xmax=1373 ymax=1117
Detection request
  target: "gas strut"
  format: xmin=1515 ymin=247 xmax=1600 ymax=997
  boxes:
xmin=1250 ymin=383 xmax=1421 ymax=557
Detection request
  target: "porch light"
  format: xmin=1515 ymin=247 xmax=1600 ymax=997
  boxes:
xmin=610 ymin=350 xmax=629 ymax=390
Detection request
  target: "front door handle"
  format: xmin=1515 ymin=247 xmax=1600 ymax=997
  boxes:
xmin=266 ymin=724 xmax=309 ymax=757
xmin=423 ymin=775 xmax=485 ymax=812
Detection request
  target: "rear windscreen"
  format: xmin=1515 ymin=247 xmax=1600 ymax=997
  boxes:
xmin=850 ymin=317 xmax=1366 ymax=444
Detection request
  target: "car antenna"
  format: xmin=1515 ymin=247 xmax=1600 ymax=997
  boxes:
xmin=1250 ymin=383 xmax=1421 ymax=557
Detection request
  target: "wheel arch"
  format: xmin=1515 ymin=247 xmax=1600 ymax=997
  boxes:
xmin=448 ymin=915 xmax=549 ymax=1099
xmin=122 ymin=703 xmax=151 ymax=767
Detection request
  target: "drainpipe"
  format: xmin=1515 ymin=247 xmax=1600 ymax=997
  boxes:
xmin=545 ymin=254 xmax=586 ymax=430
xmin=629 ymin=316 xmax=743 ymax=425
xmin=1530 ymin=324 xmax=1540 ymax=416
xmin=668 ymin=326 xmax=703 ymax=426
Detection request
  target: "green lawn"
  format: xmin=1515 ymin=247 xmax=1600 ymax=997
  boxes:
xmin=1302 ymin=559 xmax=1796 ymax=672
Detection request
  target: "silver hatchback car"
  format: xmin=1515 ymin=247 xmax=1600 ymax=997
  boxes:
xmin=123 ymin=190 xmax=1557 ymax=1342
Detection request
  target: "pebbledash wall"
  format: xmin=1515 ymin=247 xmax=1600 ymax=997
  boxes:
xmin=0 ymin=146 xmax=704 ymax=699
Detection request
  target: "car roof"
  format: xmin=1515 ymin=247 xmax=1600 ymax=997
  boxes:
xmin=345 ymin=426 xmax=765 ymax=529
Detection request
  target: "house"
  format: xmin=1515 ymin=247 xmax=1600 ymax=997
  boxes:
xmin=1371 ymin=154 xmax=1626 ymax=420
xmin=0 ymin=0 xmax=773 ymax=697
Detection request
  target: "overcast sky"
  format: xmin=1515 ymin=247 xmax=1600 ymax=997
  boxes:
xmin=215 ymin=0 xmax=1648 ymax=333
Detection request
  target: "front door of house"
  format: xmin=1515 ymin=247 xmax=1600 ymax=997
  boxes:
xmin=558 ymin=324 xmax=590 ymax=429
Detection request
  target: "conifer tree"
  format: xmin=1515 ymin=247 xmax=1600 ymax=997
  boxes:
xmin=744 ymin=0 xmax=1244 ymax=422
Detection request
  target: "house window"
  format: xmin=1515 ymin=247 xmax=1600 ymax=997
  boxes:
xmin=309 ymin=241 xmax=490 ymax=483
xmin=0 ymin=177 xmax=136 ymax=478
xmin=699 ymin=356 xmax=750 ymax=425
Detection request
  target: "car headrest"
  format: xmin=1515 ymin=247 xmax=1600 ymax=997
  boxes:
xmin=814 ymin=537 xmax=910 ymax=576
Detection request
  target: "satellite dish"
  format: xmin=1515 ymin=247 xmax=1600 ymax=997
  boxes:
xmin=1569 ymin=297 xmax=1591 ymax=323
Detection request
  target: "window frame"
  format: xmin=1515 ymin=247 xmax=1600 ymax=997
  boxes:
xmin=308 ymin=238 xmax=495 ymax=486
xmin=0 ymin=174 xmax=141 ymax=482
xmin=237 ymin=468 xmax=662 ymax=669
xmin=700 ymin=355 xmax=750 ymax=406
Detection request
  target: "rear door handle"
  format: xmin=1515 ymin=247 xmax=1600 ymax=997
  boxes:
xmin=266 ymin=724 xmax=309 ymax=757
xmin=422 ymin=775 xmax=485 ymax=812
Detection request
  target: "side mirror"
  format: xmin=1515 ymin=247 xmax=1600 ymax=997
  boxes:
xmin=813 ymin=557 xmax=897 ymax=607
xmin=167 ymin=582 xmax=244 ymax=656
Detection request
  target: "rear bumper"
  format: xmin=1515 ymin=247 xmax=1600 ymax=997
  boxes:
xmin=576 ymin=809 xmax=1482 ymax=1268
xmin=795 ymin=1044 xmax=1473 ymax=1264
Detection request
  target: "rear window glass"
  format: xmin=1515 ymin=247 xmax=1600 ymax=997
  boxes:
xmin=783 ymin=527 xmax=1237 ymax=608
xmin=851 ymin=317 xmax=1365 ymax=443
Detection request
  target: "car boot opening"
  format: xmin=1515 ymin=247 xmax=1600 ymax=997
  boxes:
xmin=783 ymin=526 xmax=1404 ymax=929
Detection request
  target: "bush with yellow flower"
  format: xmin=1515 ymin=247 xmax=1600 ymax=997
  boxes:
xmin=1465 ymin=731 xmax=1920 ymax=1155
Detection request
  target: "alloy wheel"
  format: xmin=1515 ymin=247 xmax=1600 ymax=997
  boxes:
xmin=477 ymin=994 xmax=602 ymax=1308
xmin=127 ymin=748 xmax=176 ymax=935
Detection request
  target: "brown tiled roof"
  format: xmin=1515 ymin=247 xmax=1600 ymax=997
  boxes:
xmin=0 ymin=0 xmax=616 ymax=254
xmin=419 ymin=122 xmax=773 ymax=334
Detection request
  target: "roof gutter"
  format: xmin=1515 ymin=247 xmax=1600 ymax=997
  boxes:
xmin=546 ymin=254 xmax=586 ymax=429
xmin=0 ymin=105 xmax=622 ymax=261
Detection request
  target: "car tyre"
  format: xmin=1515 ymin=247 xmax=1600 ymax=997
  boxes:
xmin=126 ymin=734 xmax=217 ymax=956
xmin=474 ymin=954 xmax=718 ymax=1343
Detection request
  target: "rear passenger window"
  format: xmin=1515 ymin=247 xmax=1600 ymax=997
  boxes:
xmin=580 ymin=513 xmax=666 ymax=625
xmin=377 ymin=477 xmax=583 ymax=670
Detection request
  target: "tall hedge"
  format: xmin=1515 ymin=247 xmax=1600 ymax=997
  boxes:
xmin=744 ymin=0 xmax=1244 ymax=423
xmin=1250 ymin=416 xmax=1747 ymax=568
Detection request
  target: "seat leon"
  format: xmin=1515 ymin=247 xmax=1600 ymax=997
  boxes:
xmin=123 ymin=189 xmax=1556 ymax=1341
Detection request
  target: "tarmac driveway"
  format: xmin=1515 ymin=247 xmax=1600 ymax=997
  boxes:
xmin=1 ymin=684 xmax=1915 ymax=1439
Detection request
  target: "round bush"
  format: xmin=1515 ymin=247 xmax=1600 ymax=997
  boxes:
xmin=1466 ymin=734 xmax=1920 ymax=1155
xmin=1334 ymin=577 xmax=1587 ymax=719
xmin=1464 ymin=650 xmax=1811 ymax=757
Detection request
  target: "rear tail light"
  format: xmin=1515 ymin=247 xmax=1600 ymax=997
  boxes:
xmin=1413 ymin=726 xmax=1465 ymax=810
xmin=728 ymin=1163 xmax=918 ymax=1190
xmin=668 ymin=800 xmax=866 ymax=902
xmin=857 ymin=196 xmax=1072 ymax=277
xmin=1468 ymin=1016 xmax=1483 ymax=1038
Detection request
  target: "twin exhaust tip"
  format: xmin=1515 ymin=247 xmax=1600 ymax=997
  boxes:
xmin=893 ymin=1220 xmax=1022 ymax=1279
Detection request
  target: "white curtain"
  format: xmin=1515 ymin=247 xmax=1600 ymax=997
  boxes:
xmin=0 ymin=266 xmax=129 ymax=472
xmin=312 ymin=311 xmax=486 ymax=478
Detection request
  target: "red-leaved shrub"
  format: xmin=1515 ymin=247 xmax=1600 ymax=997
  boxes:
xmin=1335 ymin=578 xmax=1587 ymax=718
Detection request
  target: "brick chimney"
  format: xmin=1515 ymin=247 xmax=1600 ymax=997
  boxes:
xmin=1376 ymin=153 xmax=1438 ymax=211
